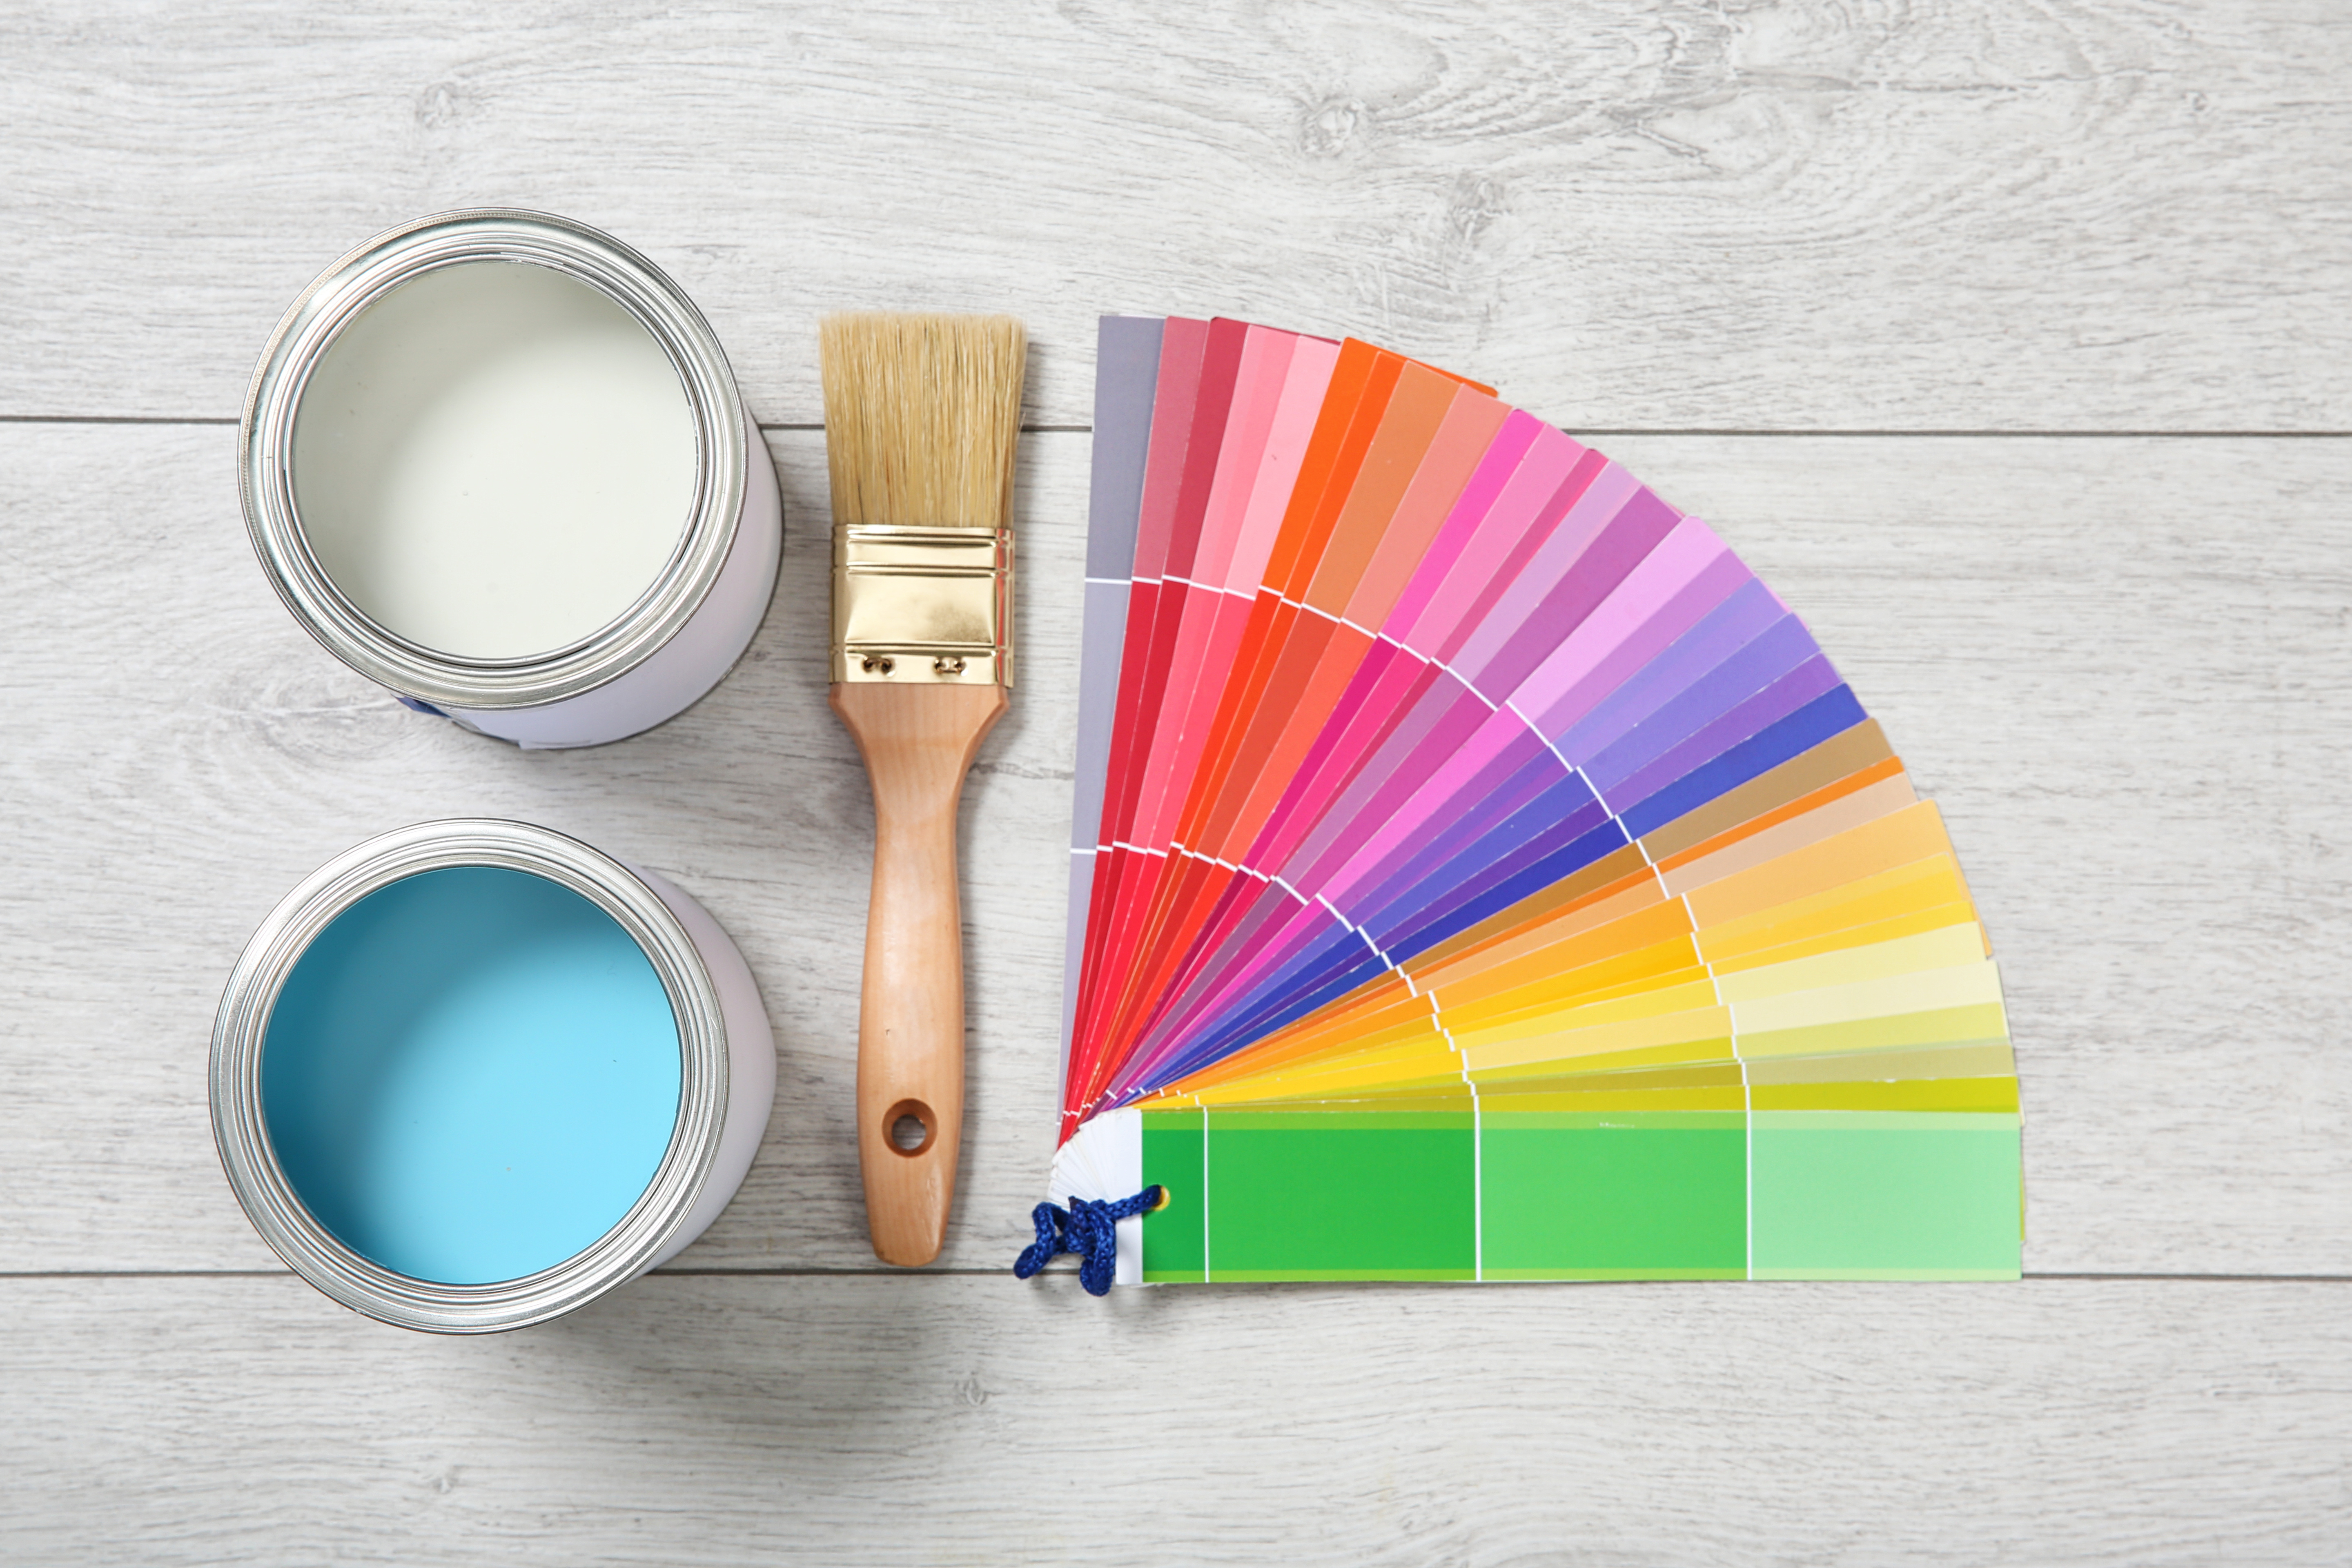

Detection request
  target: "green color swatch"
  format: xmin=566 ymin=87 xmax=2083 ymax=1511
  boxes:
xmin=1482 ymin=1112 xmax=1746 ymax=1280
xmin=1138 ymin=1106 xmax=2024 ymax=1282
xmin=1205 ymin=1110 xmax=1475 ymax=1281
xmin=1750 ymin=1112 xmax=2022 ymax=1279
xmin=1140 ymin=1107 xmax=1206 ymax=1282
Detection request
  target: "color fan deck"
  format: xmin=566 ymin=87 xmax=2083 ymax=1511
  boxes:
xmin=1047 ymin=317 xmax=2023 ymax=1285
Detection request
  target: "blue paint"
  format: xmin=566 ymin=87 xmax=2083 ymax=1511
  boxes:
xmin=262 ymin=865 xmax=682 ymax=1285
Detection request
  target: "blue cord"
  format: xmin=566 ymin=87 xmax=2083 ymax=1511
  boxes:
xmin=1012 ymin=1186 xmax=1165 ymax=1296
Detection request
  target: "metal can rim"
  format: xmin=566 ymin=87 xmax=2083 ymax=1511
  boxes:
xmin=209 ymin=819 xmax=731 ymax=1333
xmin=239 ymin=209 xmax=751 ymax=710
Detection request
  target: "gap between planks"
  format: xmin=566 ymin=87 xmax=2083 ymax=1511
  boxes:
xmin=5 ymin=1269 xmax=2348 ymax=1283
xmin=5 ymin=415 xmax=2352 ymax=439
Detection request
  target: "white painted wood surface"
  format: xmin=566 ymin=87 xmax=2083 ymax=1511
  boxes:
xmin=6 ymin=2 xmax=2352 ymax=429
xmin=6 ymin=1275 xmax=2350 ymax=1566
xmin=3 ymin=4 xmax=2348 ymax=1562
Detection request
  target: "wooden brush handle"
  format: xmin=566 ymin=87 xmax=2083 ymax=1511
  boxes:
xmin=829 ymin=680 xmax=1009 ymax=1266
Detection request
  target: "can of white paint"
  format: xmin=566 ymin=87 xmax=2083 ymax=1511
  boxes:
xmin=210 ymin=820 xmax=775 ymax=1332
xmin=240 ymin=210 xmax=780 ymax=748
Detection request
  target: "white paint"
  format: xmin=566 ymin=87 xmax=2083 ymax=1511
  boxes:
xmin=443 ymin=408 xmax=782 ymax=750
xmin=290 ymin=260 xmax=697 ymax=660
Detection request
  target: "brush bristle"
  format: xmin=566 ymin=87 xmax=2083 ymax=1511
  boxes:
xmin=820 ymin=313 xmax=1027 ymax=530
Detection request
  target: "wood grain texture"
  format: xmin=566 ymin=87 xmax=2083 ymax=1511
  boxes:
xmin=4 ymin=2 xmax=2351 ymax=430
xmin=831 ymin=679 xmax=1009 ymax=1265
xmin=6 ymin=9 xmax=2351 ymax=1555
xmin=2 ymin=423 xmax=2345 ymax=1277
xmin=3 ymin=1272 xmax=2347 ymax=1566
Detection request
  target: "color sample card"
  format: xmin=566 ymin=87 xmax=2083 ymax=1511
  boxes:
xmin=1049 ymin=317 xmax=2023 ymax=1285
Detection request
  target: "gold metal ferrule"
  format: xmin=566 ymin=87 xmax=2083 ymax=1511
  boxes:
xmin=831 ymin=524 xmax=1013 ymax=686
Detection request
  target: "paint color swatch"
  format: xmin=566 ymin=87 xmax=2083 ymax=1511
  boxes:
xmin=1047 ymin=317 xmax=2022 ymax=1286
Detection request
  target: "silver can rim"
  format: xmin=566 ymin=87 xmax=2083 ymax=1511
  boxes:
xmin=209 ymin=819 xmax=730 ymax=1333
xmin=240 ymin=209 xmax=751 ymax=711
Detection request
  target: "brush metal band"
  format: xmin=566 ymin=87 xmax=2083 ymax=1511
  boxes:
xmin=832 ymin=524 xmax=1013 ymax=686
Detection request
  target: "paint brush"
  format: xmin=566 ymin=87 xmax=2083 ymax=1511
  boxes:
xmin=821 ymin=312 xmax=1025 ymax=1266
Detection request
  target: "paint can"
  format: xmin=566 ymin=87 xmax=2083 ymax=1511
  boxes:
xmin=210 ymin=820 xmax=774 ymax=1332
xmin=240 ymin=210 xmax=781 ymax=748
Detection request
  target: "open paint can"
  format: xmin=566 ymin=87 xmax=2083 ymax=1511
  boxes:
xmin=211 ymin=820 xmax=774 ymax=1332
xmin=241 ymin=210 xmax=780 ymax=748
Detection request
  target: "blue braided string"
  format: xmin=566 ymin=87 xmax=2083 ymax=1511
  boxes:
xmin=1011 ymin=1186 xmax=1165 ymax=1296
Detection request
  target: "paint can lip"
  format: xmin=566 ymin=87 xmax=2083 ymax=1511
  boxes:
xmin=240 ymin=209 xmax=752 ymax=711
xmin=209 ymin=819 xmax=731 ymax=1333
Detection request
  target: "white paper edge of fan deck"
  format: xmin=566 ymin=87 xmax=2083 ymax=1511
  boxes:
xmin=1047 ymin=1107 xmax=1146 ymax=1288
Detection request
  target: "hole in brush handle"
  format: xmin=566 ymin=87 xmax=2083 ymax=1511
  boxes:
xmin=884 ymin=1098 xmax=936 ymax=1158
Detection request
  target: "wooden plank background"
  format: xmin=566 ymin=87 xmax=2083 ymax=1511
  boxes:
xmin=3 ymin=3 xmax=2346 ymax=1562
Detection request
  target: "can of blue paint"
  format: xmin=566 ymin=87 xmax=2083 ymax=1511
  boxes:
xmin=240 ymin=210 xmax=781 ymax=748
xmin=210 ymin=820 xmax=774 ymax=1332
